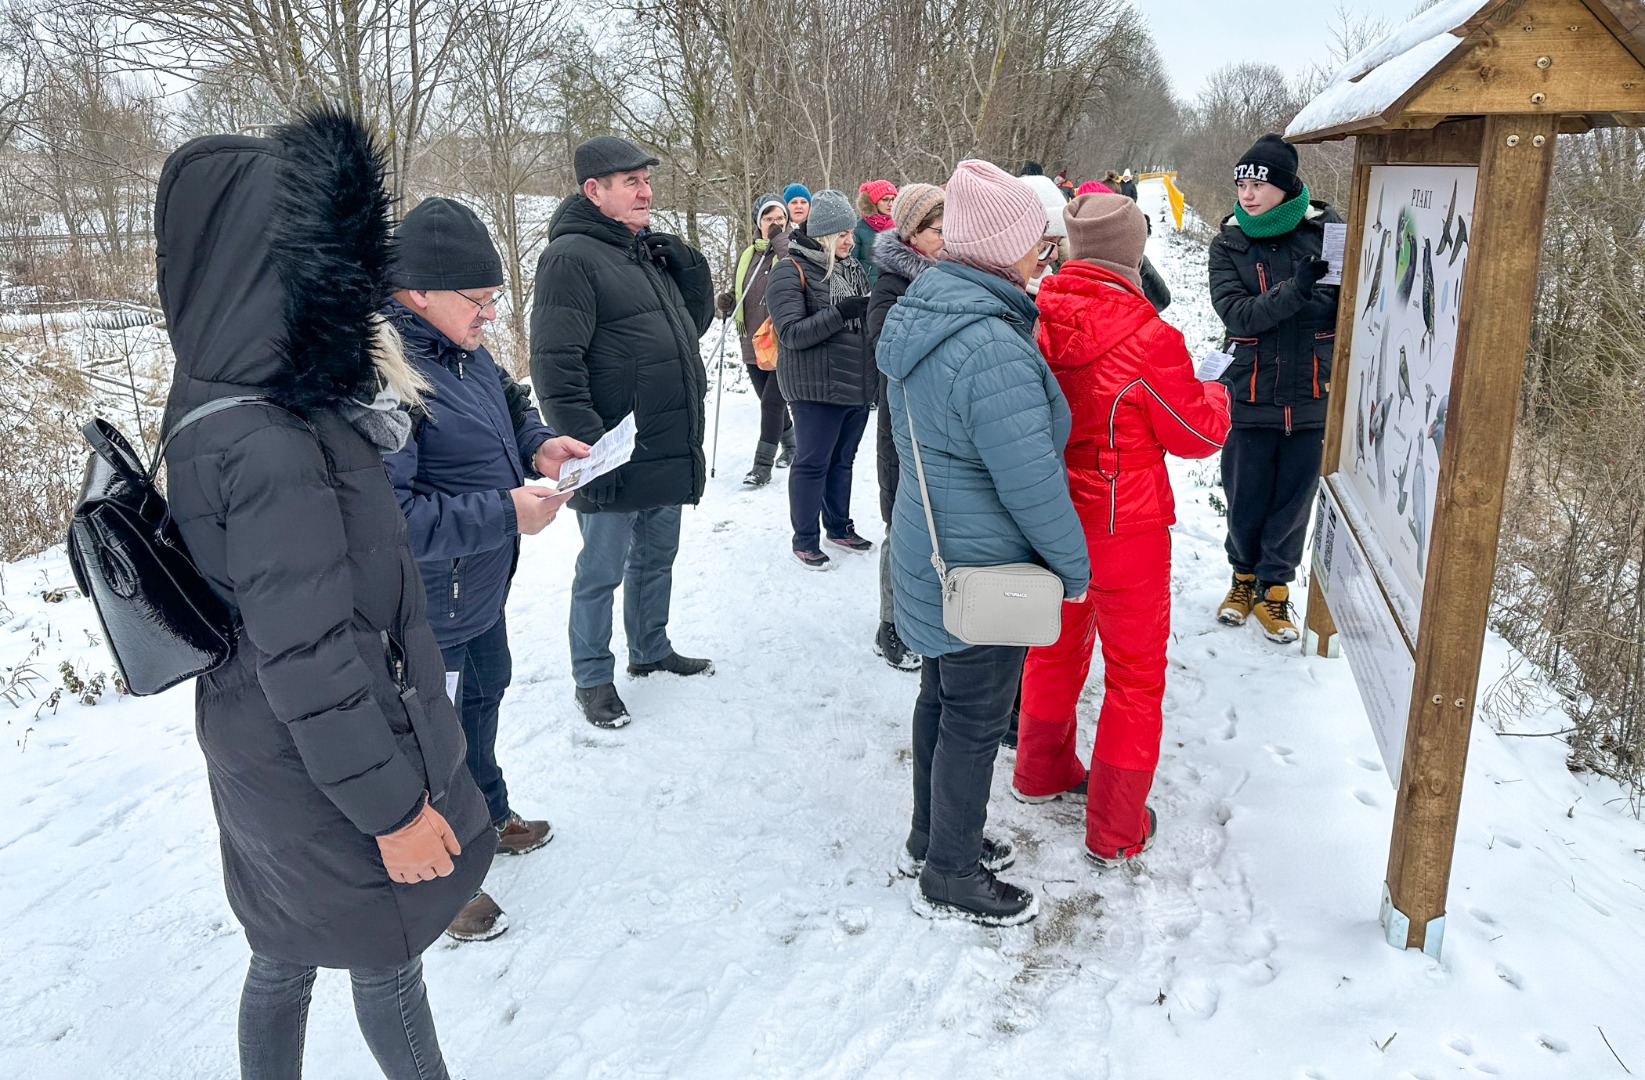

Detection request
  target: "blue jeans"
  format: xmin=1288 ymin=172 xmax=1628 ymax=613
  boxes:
xmin=238 ymin=953 xmax=449 ymax=1080
xmin=787 ymin=400 xmax=869 ymax=550
xmin=571 ymin=505 xmax=682 ymax=687
xmin=907 ymin=644 xmax=1029 ymax=876
xmin=440 ymin=614 xmax=512 ymax=826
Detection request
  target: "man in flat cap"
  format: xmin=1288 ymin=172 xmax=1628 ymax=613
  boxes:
xmin=530 ymin=136 xmax=715 ymax=730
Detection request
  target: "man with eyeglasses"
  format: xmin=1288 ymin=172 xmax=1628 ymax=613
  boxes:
xmin=531 ymin=135 xmax=716 ymax=730
xmin=384 ymin=196 xmax=591 ymax=943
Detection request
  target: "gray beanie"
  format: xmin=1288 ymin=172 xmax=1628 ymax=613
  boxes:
xmin=803 ymin=189 xmax=857 ymax=237
xmin=752 ymin=192 xmax=787 ymax=231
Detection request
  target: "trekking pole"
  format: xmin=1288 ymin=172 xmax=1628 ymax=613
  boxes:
xmin=708 ymin=255 xmax=766 ymax=478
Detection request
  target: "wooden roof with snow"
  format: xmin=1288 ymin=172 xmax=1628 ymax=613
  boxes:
xmin=1287 ymin=0 xmax=1645 ymax=143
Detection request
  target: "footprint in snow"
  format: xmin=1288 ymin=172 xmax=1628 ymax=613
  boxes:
xmin=1351 ymin=789 xmax=1379 ymax=808
xmin=1265 ymin=743 xmax=1294 ymax=764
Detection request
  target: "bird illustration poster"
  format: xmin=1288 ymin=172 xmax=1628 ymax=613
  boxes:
xmin=1334 ymin=165 xmax=1475 ymax=637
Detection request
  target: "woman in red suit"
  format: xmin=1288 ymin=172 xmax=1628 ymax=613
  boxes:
xmin=1016 ymin=192 xmax=1231 ymax=867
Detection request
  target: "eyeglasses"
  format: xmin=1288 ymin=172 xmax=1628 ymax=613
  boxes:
xmin=1037 ymin=240 xmax=1059 ymax=263
xmin=455 ymin=290 xmax=501 ymax=317
xmin=921 ymin=225 xmax=943 ymax=237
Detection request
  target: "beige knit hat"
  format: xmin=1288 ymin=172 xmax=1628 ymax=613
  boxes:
xmin=1064 ymin=193 xmax=1147 ymax=289
xmin=942 ymin=159 xmax=1045 ymax=270
xmin=890 ymin=183 xmax=944 ymax=241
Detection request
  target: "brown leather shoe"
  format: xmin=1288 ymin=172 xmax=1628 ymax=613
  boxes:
xmin=445 ymin=890 xmax=508 ymax=943
xmin=495 ymin=812 xmax=553 ymax=856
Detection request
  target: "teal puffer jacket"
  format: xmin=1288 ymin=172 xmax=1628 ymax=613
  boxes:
xmin=877 ymin=261 xmax=1091 ymax=657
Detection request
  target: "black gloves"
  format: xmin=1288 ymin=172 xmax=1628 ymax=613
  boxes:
xmin=715 ymin=290 xmax=736 ymax=318
xmin=579 ymin=472 xmax=622 ymax=508
xmin=1293 ymin=256 xmax=1330 ymax=295
xmin=644 ymin=232 xmax=692 ymax=273
xmin=835 ymin=295 xmax=870 ymax=322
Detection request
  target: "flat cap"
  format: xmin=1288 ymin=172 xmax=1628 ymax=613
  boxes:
xmin=575 ymin=135 xmax=661 ymax=185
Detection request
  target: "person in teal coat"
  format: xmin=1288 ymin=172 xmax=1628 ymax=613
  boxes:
xmin=877 ymin=159 xmax=1089 ymax=929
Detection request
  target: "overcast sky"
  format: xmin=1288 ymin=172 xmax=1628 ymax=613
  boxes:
xmin=1143 ymin=1 xmax=1348 ymax=100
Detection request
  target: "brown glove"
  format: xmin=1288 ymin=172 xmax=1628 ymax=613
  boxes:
xmin=715 ymin=290 xmax=736 ymax=318
xmin=376 ymin=798 xmax=462 ymax=883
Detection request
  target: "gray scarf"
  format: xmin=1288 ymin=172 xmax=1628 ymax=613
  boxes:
xmin=340 ymin=380 xmax=412 ymax=454
xmin=791 ymin=241 xmax=870 ymax=306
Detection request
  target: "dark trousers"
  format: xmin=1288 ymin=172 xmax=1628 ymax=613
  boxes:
xmin=1222 ymin=425 xmax=1324 ymax=584
xmin=440 ymin=614 xmax=512 ymax=827
xmin=740 ymin=346 xmax=793 ymax=446
xmin=787 ymin=400 xmax=869 ymax=550
xmin=238 ymin=953 xmax=448 ymax=1080
xmin=908 ymin=644 xmax=1029 ymax=876
xmin=570 ymin=505 xmax=682 ymax=687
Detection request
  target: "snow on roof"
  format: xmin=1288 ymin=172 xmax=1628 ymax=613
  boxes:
xmin=1286 ymin=0 xmax=1497 ymax=140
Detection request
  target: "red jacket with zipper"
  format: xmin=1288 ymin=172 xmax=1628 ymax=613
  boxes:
xmin=1035 ymin=261 xmax=1231 ymax=534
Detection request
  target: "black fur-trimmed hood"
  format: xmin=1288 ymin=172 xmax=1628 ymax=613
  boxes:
xmin=157 ymin=105 xmax=396 ymax=430
xmin=872 ymin=228 xmax=936 ymax=285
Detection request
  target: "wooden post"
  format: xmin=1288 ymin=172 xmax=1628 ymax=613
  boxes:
xmin=1382 ymin=114 xmax=1558 ymax=955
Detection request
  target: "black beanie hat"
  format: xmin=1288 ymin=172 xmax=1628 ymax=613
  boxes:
xmin=391 ymin=197 xmax=503 ymax=291
xmin=1234 ymin=134 xmax=1301 ymax=198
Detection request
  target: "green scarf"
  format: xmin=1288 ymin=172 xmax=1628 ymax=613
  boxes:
xmin=1235 ymin=184 xmax=1311 ymax=238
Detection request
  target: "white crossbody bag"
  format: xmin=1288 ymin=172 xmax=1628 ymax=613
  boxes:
xmin=901 ymin=386 xmax=1065 ymax=647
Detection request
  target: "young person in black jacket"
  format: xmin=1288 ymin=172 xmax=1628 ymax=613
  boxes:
xmin=864 ymin=182 xmax=944 ymax=670
xmin=384 ymin=197 xmax=592 ymax=942
xmin=530 ymin=136 xmax=716 ymax=729
xmin=1207 ymin=134 xmax=1342 ymax=644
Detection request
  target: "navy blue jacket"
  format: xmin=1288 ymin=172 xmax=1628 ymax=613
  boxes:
xmin=383 ymin=302 xmax=554 ymax=649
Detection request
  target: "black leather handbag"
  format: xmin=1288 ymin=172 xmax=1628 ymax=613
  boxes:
xmin=67 ymin=396 xmax=284 ymax=696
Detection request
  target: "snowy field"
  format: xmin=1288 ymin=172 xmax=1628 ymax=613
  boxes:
xmin=3 ymin=180 xmax=1644 ymax=1079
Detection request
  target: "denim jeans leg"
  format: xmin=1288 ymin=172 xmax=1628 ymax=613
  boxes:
xmin=878 ymin=527 xmax=896 ymax=624
xmin=441 ymin=615 xmax=512 ymax=826
xmin=906 ymin=655 xmax=943 ymax=859
xmin=349 ymin=956 xmax=450 ymax=1080
xmin=570 ymin=510 xmax=636 ymax=687
xmin=238 ymin=953 xmax=317 ymax=1080
xmin=925 ymin=645 xmax=1029 ymax=876
xmin=623 ymin=504 xmax=683 ymax=666
xmin=787 ymin=400 xmax=843 ymax=550
xmin=822 ymin=405 xmax=870 ymax=538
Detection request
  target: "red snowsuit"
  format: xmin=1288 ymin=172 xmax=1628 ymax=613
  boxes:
xmin=1018 ymin=261 xmax=1231 ymax=857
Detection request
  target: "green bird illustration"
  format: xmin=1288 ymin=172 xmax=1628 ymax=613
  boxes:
xmin=1395 ymin=207 xmax=1418 ymax=303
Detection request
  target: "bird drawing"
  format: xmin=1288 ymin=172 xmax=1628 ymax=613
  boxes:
xmin=1410 ymin=454 xmax=1428 ymax=565
xmin=1355 ymin=369 xmax=1368 ymax=467
xmin=1398 ymin=346 xmax=1413 ymax=408
xmin=1363 ymin=230 xmax=1391 ymax=315
xmin=1449 ymin=214 xmax=1470 ymax=267
xmin=1395 ymin=449 xmax=1412 ymax=515
xmin=1372 ymin=184 xmax=1386 ymax=234
xmin=1428 ymin=394 xmax=1448 ymax=458
xmin=1421 ymin=239 xmax=1436 ymax=353
xmin=1435 ymin=179 xmax=1458 ymax=257
xmin=1395 ymin=206 xmax=1418 ymax=303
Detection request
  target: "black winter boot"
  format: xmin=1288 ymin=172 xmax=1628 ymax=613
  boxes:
xmin=575 ymin=683 xmax=630 ymax=729
xmin=897 ymin=835 xmax=1015 ymax=877
xmin=874 ymin=621 xmax=922 ymax=672
xmin=627 ymin=651 xmax=715 ymax=678
xmin=743 ymin=440 xmax=779 ymax=487
xmin=775 ymin=425 xmax=796 ymax=468
xmin=913 ymin=864 xmax=1038 ymax=926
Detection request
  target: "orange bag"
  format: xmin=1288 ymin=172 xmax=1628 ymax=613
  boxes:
xmin=751 ymin=259 xmax=806 ymax=372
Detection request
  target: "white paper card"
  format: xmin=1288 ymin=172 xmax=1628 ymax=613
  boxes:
xmin=1196 ymin=350 xmax=1235 ymax=382
xmin=444 ymin=671 xmax=460 ymax=705
xmin=554 ymin=412 xmax=636 ymax=493
xmin=1320 ymin=222 xmax=1347 ymax=286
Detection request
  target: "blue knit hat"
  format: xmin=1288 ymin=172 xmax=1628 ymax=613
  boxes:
xmin=783 ymin=183 xmax=811 ymax=204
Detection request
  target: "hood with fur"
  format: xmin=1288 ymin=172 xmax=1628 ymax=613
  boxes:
xmin=872 ymin=227 xmax=936 ymax=284
xmin=158 ymin=106 xmax=396 ymax=430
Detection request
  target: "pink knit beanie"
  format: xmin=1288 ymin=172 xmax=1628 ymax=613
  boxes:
xmin=941 ymin=159 xmax=1045 ymax=270
xmin=860 ymin=179 xmax=898 ymax=206
xmin=1076 ymin=180 xmax=1113 ymax=196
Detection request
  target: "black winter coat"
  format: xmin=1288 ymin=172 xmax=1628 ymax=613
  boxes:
xmin=156 ymin=116 xmax=490 ymax=968
xmin=865 ymin=229 xmax=936 ymax=522
xmin=767 ymin=234 xmax=874 ymax=407
xmin=530 ymin=195 xmax=714 ymax=514
xmin=1208 ymin=201 xmax=1343 ymax=430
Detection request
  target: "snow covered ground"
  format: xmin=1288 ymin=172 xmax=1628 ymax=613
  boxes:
xmin=4 ymin=179 xmax=1645 ymax=1078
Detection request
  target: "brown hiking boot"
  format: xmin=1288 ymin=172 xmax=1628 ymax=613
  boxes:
xmin=445 ymin=890 xmax=508 ymax=943
xmin=1253 ymin=583 xmax=1299 ymax=644
xmin=1217 ymin=573 xmax=1258 ymax=626
xmin=495 ymin=812 xmax=553 ymax=856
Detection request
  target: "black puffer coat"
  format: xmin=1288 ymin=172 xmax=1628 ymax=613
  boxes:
xmin=157 ymin=111 xmax=491 ymax=969
xmin=767 ymin=232 xmax=874 ymax=407
xmin=1208 ymin=201 xmax=1343 ymax=430
xmin=865 ymin=228 xmax=936 ymax=522
xmin=530 ymin=195 xmax=714 ymax=514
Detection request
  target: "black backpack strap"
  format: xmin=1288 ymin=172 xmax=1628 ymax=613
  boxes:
xmin=147 ymin=396 xmax=289 ymax=480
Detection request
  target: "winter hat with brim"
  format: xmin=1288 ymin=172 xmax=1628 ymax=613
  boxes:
xmin=1065 ymin=192 xmax=1147 ymax=290
xmin=574 ymin=135 xmax=660 ymax=184
xmin=392 ymin=197 xmax=503 ymax=291
xmin=942 ymin=159 xmax=1045 ymax=269
xmin=803 ymin=189 xmax=856 ymax=237
xmin=752 ymin=192 xmax=787 ymax=231
xmin=1021 ymin=174 xmax=1070 ymax=238
xmin=783 ymin=183 xmax=811 ymax=204
xmin=1234 ymin=134 xmax=1301 ymax=197
xmin=891 ymin=183 xmax=944 ymax=240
